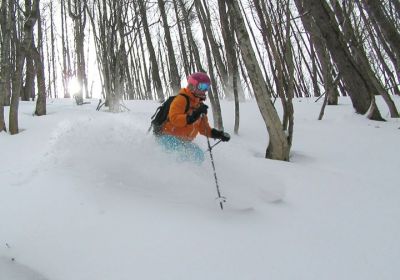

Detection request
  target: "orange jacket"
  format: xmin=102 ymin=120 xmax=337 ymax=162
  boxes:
xmin=162 ymin=88 xmax=213 ymax=141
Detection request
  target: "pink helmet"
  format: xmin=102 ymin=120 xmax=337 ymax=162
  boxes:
xmin=187 ymin=72 xmax=211 ymax=100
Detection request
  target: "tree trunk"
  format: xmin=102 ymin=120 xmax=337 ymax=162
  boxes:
xmin=173 ymin=0 xmax=190 ymax=77
xmin=178 ymin=0 xmax=204 ymax=73
xmin=219 ymin=0 xmax=244 ymax=133
xmin=157 ymin=0 xmax=181 ymax=94
xmin=361 ymin=0 xmax=400 ymax=65
xmin=335 ymin=0 xmax=399 ymax=118
xmin=365 ymin=9 xmax=400 ymax=97
xmin=227 ymin=0 xmax=290 ymax=161
xmin=195 ymin=0 xmax=229 ymax=97
xmin=139 ymin=29 xmax=152 ymax=99
xmin=196 ymin=1 xmax=223 ymax=130
xmin=68 ymin=0 xmax=88 ymax=100
xmin=138 ymin=0 xmax=164 ymax=101
xmin=303 ymin=0 xmax=384 ymax=120
xmin=34 ymin=4 xmax=46 ymax=116
xmin=61 ymin=0 xmax=70 ymax=98
xmin=50 ymin=2 xmax=57 ymax=98
xmin=0 ymin=0 xmax=10 ymax=131
xmin=294 ymin=0 xmax=339 ymax=105
xmin=22 ymin=0 xmax=35 ymax=101
xmin=10 ymin=0 xmax=40 ymax=134
xmin=10 ymin=45 xmax=25 ymax=135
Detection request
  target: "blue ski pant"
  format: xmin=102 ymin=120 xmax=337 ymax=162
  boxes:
xmin=157 ymin=135 xmax=205 ymax=164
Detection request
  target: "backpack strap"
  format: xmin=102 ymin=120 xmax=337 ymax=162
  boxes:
xmin=149 ymin=94 xmax=190 ymax=135
xmin=178 ymin=93 xmax=190 ymax=113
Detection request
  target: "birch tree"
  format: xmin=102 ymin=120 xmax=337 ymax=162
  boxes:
xmin=227 ymin=0 xmax=290 ymax=161
xmin=138 ymin=0 xmax=164 ymax=101
xmin=0 ymin=0 xmax=10 ymax=132
xmin=10 ymin=0 xmax=42 ymax=134
xmin=301 ymin=0 xmax=384 ymax=121
xmin=68 ymin=0 xmax=89 ymax=100
xmin=157 ymin=0 xmax=180 ymax=94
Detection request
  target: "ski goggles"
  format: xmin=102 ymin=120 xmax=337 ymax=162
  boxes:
xmin=197 ymin=82 xmax=210 ymax=91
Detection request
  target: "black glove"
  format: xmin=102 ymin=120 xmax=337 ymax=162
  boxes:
xmin=211 ymin=129 xmax=231 ymax=142
xmin=186 ymin=103 xmax=208 ymax=124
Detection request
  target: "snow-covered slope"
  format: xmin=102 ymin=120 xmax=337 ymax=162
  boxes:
xmin=1 ymin=97 xmax=399 ymax=280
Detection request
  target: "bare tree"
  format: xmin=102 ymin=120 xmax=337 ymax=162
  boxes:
xmin=227 ymin=0 xmax=290 ymax=161
xmin=86 ymin=0 xmax=135 ymax=111
xmin=61 ymin=0 xmax=72 ymax=98
xmin=0 ymin=0 xmax=10 ymax=132
xmin=219 ymin=0 xmax=245 ymax=134
xmin=137 ymin=15 xmax=152 ymax=100
xmin=21 ymin=0 xmax=35 ymax=101
xmin=333 ymin=0 xmax=399 ymax=118
xmin=302 ymin=0 xmax=384 ymax=121
xmin=193 ymin=0 xmax=224 ymax=129
xmin=157 ymin=0 xmax=181 ymax=94
xmin=49 ymin=1 xmax=57 ymax=98
xmin=138 ymin=0 xmax=164 ymax=101
xmin=34 ymin=3 xmax=46 ymax=116
xmin=9 ymin=0 xmax=42 ymax=134
xmin=251 ymin=0 xmax=295 ymax=144
xmin=294 ymin=0 xmax=339 ymax=108
xmin=68 ymin=0 xmax=89 ymax=100
xmin=172 ymin=0 xmax=190 ymax=77
xmin=195 ymin=0 xmax=229 ymax=96
xmin=360 ymin=0 xmax=400 ymax=71
xmin=177 ymin=0 xmax=203 ymax=73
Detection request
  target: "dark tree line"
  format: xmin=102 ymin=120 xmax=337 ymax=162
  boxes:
xmin=1 ymin=0 xmax=399 ymax=161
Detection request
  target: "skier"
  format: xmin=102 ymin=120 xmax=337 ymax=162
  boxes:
xmin=157 ymin=72 xmax=230 ymax=163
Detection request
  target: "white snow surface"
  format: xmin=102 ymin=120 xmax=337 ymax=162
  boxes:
xmin=1 ymin=97 xmax=400 ymax=280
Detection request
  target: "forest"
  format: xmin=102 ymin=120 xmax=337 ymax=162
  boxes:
xmin=0 ymin=0 xmax=399 ymax=161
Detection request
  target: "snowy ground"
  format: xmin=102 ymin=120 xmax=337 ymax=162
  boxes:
xmin=1 ymin=96 xmax=400 ymax=280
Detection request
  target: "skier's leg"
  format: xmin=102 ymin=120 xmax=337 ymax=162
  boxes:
xmin=157 ymin=135 xmax=204 ymax=163
xmin=182 ymin=141 xmax=205 ymax=164
xmin=157 ymin=135 xmax=184 ymax=153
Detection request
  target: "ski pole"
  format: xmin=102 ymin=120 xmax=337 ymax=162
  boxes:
xmin=206 ymin=136 xmax=226 ymax=210
xmin=206 ymin=139 xmax=222 ymax=152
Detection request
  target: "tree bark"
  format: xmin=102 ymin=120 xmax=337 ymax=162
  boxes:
xmin=195 ymin=0 xmax=229 ymax=96
xmin=227 ymin=0 xmax=290 ymax=161
xmin=196 ymin=0 xmax=223 ymax=129
xmin=157 ymin=0 xmax=181 ymax=94
xmin=61 ymin=0 xmax=71 ymax=98
xmin=68 ymin=0 xmax=88 ymax=99
xmin=0 ymin=0 xmax=11 ymax=131
xmin=303 ymin=0 xmax=384 ymax=120
xmin=335 ymin=0 xmax=399 ymax=118
xmin=50 ymin=2 xmax=57 ymax=98
xmin=361 ymin=0 xmax=400 ymax=65
xmin=173 ymin=0 xmax=190 ymax=77
xmin=22 ymin=0 xmax=35 ymax=101
xmin=10 ymin=0 xmax=40 ymax=134
xmin=219 ymin=0 xmax=245 ymax=133
xmin=294 ymin=0 xmax=339 ymax=106
xmin=138 ymin=0 xmax=164 ymax=101
xmin=34 ymin=4 xmax=46 ymax=116
xmin=177 ymin=0 xmax=204 ymax=75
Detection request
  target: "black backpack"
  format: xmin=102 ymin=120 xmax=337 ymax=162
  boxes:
xmin=149 ymin=94 xmax=190 ymax=135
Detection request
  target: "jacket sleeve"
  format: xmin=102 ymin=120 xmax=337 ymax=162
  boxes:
xmin=198 ymin=115 xmax=213 ymax=137
xmin=168 ymin=95 xmax=190 ymax=128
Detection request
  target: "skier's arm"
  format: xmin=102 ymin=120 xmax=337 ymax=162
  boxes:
xmin=198 ymin=115 xmax=212 ymax=137
xmin=199 ymin=115 xmax=231 ymax=142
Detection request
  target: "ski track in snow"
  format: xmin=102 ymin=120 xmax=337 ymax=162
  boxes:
xmin=25 ymin=105 xmax=286 ymax=211
xmin=0 ymin=257 xmax=49 ymax=280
